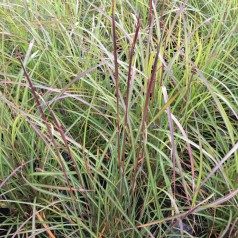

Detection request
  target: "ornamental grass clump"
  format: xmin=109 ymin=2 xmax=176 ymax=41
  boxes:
xmin=0 ymin=0 xmax=237 ymax=237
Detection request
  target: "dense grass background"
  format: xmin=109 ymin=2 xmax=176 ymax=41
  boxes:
xmin=0 ymin=0 xmax=238 ymax=237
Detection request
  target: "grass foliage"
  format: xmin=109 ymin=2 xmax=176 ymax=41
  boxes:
xmin=0 ymin=0 xmax=238 ymax=237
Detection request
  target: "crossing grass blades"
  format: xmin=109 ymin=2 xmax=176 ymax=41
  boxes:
xmin=0 ymin=0 xmax=238 ymax=237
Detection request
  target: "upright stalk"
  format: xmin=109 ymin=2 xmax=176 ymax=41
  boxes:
xmin=122 ymin=18 xmax=141 ymax=171
xmin=112 ymin=1 xmax=121 ymax=172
